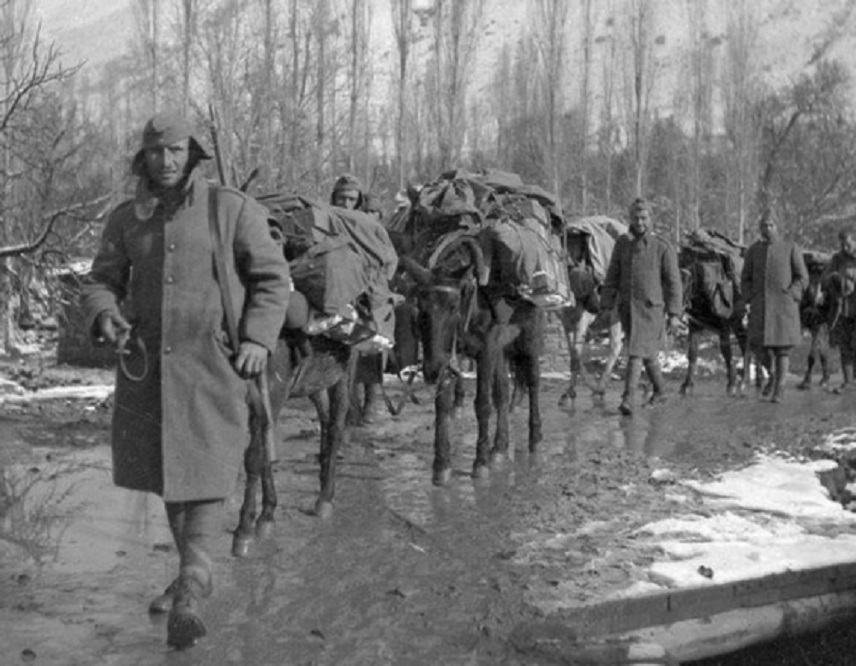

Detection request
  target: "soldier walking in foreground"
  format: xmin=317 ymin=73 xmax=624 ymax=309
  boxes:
xmin=740 ymin=211 xmax=808 ymax=403
xmin=601 ymin=198 xmax=683 ymax=416
xmin=82 ymin=113 xmax=289 ymax=648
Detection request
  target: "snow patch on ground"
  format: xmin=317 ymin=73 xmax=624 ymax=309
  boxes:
xmin=681 ymin=455 xmax=853 ymax=521
xmin=0 ymin=384 xmax=114 ymax=404
xmin=819 ymin=427 xmax=856 ymax=452
xmin=615 ymin=453 xmax=856 ymax=594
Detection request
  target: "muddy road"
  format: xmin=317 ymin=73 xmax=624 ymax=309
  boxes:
xmin=2 ymin=355 xmax=856 ymax=665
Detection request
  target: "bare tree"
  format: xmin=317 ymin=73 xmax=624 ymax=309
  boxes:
xmin=722 ymin=0 xmax=760 ymax=243
xmin=391 ymin=0 xmax=415 ymax=189
xmin=132 ymin=0 xmax=160 ymax=111
xmin=0 ymin=0 xmax=106 ymax=353
xmin=621 ymin=0 xmax=664 ymax=196
xmin=425 ymin=0 xmax=485 ymax=168
xmin=529 ymin=0 xmax=569 ymax=197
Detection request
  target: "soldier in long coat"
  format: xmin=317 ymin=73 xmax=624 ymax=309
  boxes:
xmin=822 ymin=230 xmax=856 ymax=392
xmin=81 ymin=113 xmax=289 ymax=648
xmin=601 ymin=198 xmax=683 ymax=415
xmin=740 ymin=212 xmax=807 ymax=402
xmin=330 ymin=174 xmax=396 ymax=424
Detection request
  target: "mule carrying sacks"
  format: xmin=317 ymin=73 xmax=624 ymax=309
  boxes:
xmin=258 ymin=193 xmax=399 ymax=349
xmin=680 ymin=228 xmax=745 ymax=321
xmin=405 ymin=168 xmax=572 ymax=309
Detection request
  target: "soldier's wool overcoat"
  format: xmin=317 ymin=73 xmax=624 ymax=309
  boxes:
xmin=601 ymin=233 xmax=682 ymax=358
xmin=82 ymin=171 xmax=289 ymax=501
xmin=740 ymin=238 xmax=807 ymax=349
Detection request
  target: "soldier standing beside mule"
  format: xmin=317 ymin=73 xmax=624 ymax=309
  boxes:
xmin=822 ymin=230 xmax=856 ymax=392
xmin=601 ymin=198 xmax=683 ymax=416
xmin=740 ymin=211 xmax=808 ymax=403
xmin=81 ymin=113 xmax=289 ymax=649
xmin=330 ymin=173 xmax=388 ymax=424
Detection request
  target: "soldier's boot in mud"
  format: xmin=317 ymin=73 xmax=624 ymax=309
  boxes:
xmin=643 ymin=357 xmax=667 ymax=406
xmin=151 ymin=501 xmax=189 ymax=614
xmin=619 ymin=357 xmax=643 ymax=416
xmin=167 ymin=573 xmax=210 ymax=649
xmin=165 ymin=500 xmax=219 ymax=649
xmin=770 ymin=354 xmax=789 ymax=403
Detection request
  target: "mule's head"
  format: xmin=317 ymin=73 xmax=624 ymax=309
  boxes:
xmin=399 ymin=237 xmax=486 ymax=384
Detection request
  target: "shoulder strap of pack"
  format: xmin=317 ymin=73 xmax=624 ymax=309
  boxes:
xmin=208 ymin=185 xmax=240 ymax=353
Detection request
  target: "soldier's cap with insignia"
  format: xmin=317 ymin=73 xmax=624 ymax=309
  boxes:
xmin=131 ymin=112 xmax=211 ymax=176
xmin=628 ymin=197 xmax=650 ymax=216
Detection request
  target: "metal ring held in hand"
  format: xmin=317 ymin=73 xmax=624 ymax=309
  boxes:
xmin=117 ymin=335 xmax=149 ymax=382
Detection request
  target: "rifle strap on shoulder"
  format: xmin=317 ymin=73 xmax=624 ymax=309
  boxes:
xmin=208 ymin=185 xmax=241 ymax=351
xmin=207 ymin=185 xmax=278 ymax=462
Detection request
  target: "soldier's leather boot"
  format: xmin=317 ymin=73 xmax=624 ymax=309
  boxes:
xmin=644 ymin=357 xmax=667 ymax=406
xmin=167 ymin=574 xmax=209 ymax=649
xmin=619 ymin=357 xmax=643 ymax=416
xmin=771 ymin=354 xmax=789 ymax=403
xmin=164 ymin=500 xmax=219 ymax=649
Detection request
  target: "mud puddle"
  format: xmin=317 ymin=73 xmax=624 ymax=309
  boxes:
xmin=2 ymin=373 xmax=856 ymax=664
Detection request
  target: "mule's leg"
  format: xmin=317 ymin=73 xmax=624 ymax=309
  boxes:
xmin=798 ymin=330 xmax=817 ymax=390
xmin=558 ymin=309 xmax=578 ymax=407
xmin=680 ymin=324 xmax=700 ymax=395
xmin=819 ymin=325 xmax=831 ymax=387
xmin=598 ymin=318 xmax=623 ymax=396
xmin=315 ymin=377 xmax=346 ymax=518
xmin=490 ymin=350 xmax=510 ymax=466
xmin=453 ymin=373 xmax=466 ymax=411
xmin=473 ymin=332 xmax=499 ymax=479
xmin=525 ymin=352 xmax=543 ymax=453
xmin=720 ymin=328 xmax=737 ymax=395
xmin=432 ymin=367 xmax=458 ymax=486
xmin=232 ymin=412 xmax=264 ymax=558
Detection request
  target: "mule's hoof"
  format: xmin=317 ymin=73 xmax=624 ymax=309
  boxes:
xmin=255 ymin=519 xmax=274 ymax=541
xmin=314 ymin=500 xmax=334 ymax=519
xmin=490 ymin=451 xmax=507 ymax=467
xmin=472 ymin=463 xmax=490 ymax=480
xmin=432 ymin=468 xmax=452 ymax=486
xmin=231 ymin=534 xmax=253 ymax=558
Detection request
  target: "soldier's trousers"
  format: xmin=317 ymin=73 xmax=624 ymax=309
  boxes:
xmin=165 ymin=499 xmax=223 ymax=592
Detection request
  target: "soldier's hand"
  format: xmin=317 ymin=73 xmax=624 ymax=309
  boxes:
xmin=96 ymin=311 xmax=131 ymax=348
xmin=666 ymin=314 xmax=682 ymax=336
xmin=234 ymin=341 xmax=268 ymax=378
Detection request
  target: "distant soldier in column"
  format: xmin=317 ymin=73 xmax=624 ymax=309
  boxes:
xmin=740 ymin=210 xmax=808 ymax=403
xmin=330 ymin=175 xmax=393 ymax=424
xmin=822 ymin=229 xmax=856 ymax=392
xmin=601 ymin=197 xmax=683 ymax=416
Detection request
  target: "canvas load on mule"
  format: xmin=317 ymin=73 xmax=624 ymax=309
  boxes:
xmin=258 ymin=192 xmax=400 ymax=352
xmin=402 ymin=168 xmax=572 ymax=309
xmin=679 ymin=228 xmax=746 ymax=321
xmin=563 ymin=215 xmax=628 ymax=284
